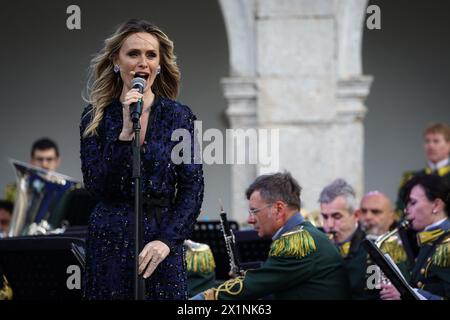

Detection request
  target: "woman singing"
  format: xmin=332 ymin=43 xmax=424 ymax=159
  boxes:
xmin=80 ymin=19 xmax=204 ymax=299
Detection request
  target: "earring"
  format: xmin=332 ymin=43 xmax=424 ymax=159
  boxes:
xmin=156 ymin=67 xmax=161 ymax=75
xmin=113 ymin=64 xmax=120 ymax=73
xmin=432 ymin=209 xmax=437 ymax=214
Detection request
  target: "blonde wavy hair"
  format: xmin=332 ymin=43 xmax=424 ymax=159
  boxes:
xmin=83 ymin=19 xmax=180 ymax=137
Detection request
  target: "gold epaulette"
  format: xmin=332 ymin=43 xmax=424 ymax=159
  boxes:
xmin=399 ymin=171 xmax=415 ymax=188
xmin=4 ymin=183 xmax=16 ymax=203
xmin=432 ymin=233 xmax=450 ymax=267
xmin=380 ymin=235 xmax=407 ymax=264
xmin=0 ymin=276 xmax=13 ymax=300
xmin=437 ymin=165 xmax=450 ymax=177
xmin=184 ymin=240 xmax=216 ymax=273
xmin=269 ymin=226 xmax=316 ymax=259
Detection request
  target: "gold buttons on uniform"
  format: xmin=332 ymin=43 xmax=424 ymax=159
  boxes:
xmin=427 ymin=257 xmax=431 ymax=262
xmin=417 ymin=281 xmax=423 ymax=288
xmin=420 ymin=268 xmax=426 ymax=275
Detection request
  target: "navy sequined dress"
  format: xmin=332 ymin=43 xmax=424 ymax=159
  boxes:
xmin=80 ymin=96 xmax=204 ymax=299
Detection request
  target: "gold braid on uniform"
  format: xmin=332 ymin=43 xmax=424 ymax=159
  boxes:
xmin=0 ymin=276 xmax=13 ymax=300
xmin=209 ymin=276 xmax=245 ymax=300
xmin=380 ymin=236 xmax=407 ymax=264
xmin=185 ymin=240 xmax=216 ymax=273
xmin=269 ymin=226 xmax=316 ymax=259
xmin=432 ymin=234 xmax=450 ymax=267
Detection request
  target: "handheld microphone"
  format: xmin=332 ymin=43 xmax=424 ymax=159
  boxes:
xmin=130 ymin=76 xmax=146 ymax=123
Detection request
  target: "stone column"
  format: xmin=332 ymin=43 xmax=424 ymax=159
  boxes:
xmin=221 ymin=77 xmax=257 ymax=224
xmin=256 ymin=0 xmax=336 ymax=210
xmin=255 ymin=0 xmax=372 ymax=210
xmin=219 ymin=0 xmax=258 ymax=224
xmin=219 ymin=0 xmax=373 ymax=221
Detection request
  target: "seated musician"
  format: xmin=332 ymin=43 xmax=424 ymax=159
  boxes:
xmin=192 ymin=172 xmax=351 ymax=300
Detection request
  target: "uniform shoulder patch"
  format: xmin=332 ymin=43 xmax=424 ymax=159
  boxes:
xmin=185 ymin=240 xmax=216 ymax=273
xmin=432 ymin=233 xmax=450 ymax=268
xmin=399 ymin=171 xmax=415 ymax=188
xmin=437 ymin=165 xmax=450 ymax=177
xmin=269 ymin=226 xmax=316 ymax=259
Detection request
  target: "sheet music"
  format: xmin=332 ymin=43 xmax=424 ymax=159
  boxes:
xmin=384 ymin=253 xmax=426 ymax=300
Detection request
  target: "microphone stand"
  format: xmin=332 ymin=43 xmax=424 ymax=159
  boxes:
xmin=132 ymin=101 xmax=145 ymax=300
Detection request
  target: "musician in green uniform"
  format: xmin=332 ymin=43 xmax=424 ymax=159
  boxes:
xmin=193 ymin=172 xmax=351 ymax=300
xmin=396 ymin=123 xmax=450 ymax=218
xmin=360 ymin=191 xmax=413 ymax=279
xmin=319 ymin=179 xmax=380 ymax=300
xmin=381 ymin=174 xmax=450 ymax=300
xmin=184 ymin=239 xmax=216 ymax=298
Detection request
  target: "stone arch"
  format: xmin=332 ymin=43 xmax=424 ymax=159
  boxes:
xmin=218 ymin=0 xmax=256 ymax=77
xmin=337 ymin=0 xmax=370 ymax=79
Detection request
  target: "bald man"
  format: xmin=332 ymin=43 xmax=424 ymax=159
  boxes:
xmin=359 ymin=191 xmax=396 ymax=237
xmin=360 ymin=191 xmax=417 ymax=286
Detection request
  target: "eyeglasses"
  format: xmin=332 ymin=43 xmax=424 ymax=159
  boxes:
xmin=248 ymin=203 xmax=273 ymax=216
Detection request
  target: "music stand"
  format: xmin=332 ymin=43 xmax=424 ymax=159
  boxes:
xmin=191 ymin=220 xmax=239 ymax=280
xmin=0 ymin=236 xmax=85 ymax=300
xmin=235 ymin=229 xmax=271 ymax=269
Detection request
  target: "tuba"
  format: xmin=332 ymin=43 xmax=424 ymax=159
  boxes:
xmin=7 ymin=159 xmax=81 ymax=237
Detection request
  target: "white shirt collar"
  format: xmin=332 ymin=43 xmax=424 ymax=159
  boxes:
xmin=428 ymin=157 xmax=449 ymax=171
xmin=424 ymin=218 xmax=447 ymax=231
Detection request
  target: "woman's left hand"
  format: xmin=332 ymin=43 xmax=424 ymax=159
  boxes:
xmin=138 ymin=240 xmax=170 ymax=278
xmin=380 ymin=283 xmax=402 ymax=300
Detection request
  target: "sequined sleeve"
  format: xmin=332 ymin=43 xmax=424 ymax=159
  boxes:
xmin=157 ymin=105 xmax=204 ymax=247
xmin=79 ymin=105 xmax=133 ymax=199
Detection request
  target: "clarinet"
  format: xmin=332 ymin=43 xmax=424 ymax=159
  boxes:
xmin=219 ymin=201 xmax=243 ymax=277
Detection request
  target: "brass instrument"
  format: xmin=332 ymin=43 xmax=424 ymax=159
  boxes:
xmin=7 ymin=159 xmax=81 ymax=237
xmin=373 ymin=220 xmax=410 ymax=285
xmin=375 ymin=220 xmax=410 ymax=248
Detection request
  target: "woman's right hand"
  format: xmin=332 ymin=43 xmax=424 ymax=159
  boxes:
xmin=119 ymin=88 xmax=143 ymax=141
